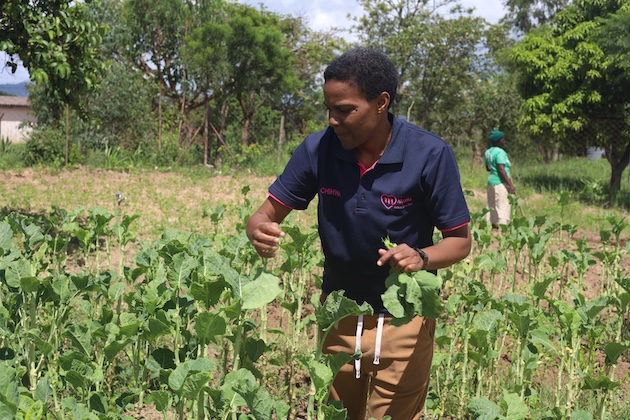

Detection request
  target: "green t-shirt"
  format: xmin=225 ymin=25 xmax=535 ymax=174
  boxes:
xmin=484 ymin=146 xmax=511 ymax=187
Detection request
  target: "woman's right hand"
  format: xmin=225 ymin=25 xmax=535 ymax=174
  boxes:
xmin=249 ymin=221 xmax=284 ymax=258
xmin=246 ymin=197 xmax=292 ymax=258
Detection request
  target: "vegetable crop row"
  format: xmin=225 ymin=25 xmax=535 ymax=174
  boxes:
xmin=0 ymin=192 xmax=627 ymax=419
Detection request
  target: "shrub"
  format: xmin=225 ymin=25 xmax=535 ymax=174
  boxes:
xmin=24 ymin=128 xmax=84 ymax=167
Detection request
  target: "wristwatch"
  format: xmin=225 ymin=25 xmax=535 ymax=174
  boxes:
xmin=414 ymin=247 xmax=429 ymax=270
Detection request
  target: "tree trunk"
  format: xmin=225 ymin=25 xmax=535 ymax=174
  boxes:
xmin=65 ymin=103 xmax=69 ymax=166
xmin=606 ymin=143 xmax=630 ymax=205
xmin=204 ymin=100 xmax=209 ymax=166
xmin=241 ymin=117 xmax=251 ymax=147
xmin=239 ymin=92 xmax=256 ymax=147
xmin=158 ymin=83 xmax=163 ymax=152
xmin=214 ymin=101 xmax=229 ymax=167
xmin=277 ymin=114 xmax=285 ymax=162
xmin=540 ymin=141 xmax=560 ymax=163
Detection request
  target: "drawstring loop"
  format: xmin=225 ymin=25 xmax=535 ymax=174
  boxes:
xmin=353 ymin=313 xmax=386 ymax=378
xmin=354 ymin=315 xmax=364 ymax=379
xmin=374 ymin=313 xmax=385 ymax=365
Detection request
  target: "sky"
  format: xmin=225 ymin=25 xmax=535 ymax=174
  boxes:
xmin=0 ymin=0 xmax=507 ymax=86
xmin=237 ymin=0 xmax=507 ymax=33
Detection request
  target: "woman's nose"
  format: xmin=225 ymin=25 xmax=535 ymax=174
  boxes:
xmin=328 ymin=111 xmax=340 ymax=126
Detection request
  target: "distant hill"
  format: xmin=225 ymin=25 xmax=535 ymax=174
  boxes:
xmin=0 ymin=82 xmax=30 ymax=97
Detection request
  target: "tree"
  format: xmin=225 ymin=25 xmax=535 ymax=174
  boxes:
xmin=120 ymin=0 xmax=190 ymax=151
xmin=222 ymin=4 xmax=297 ymax=147
xmin=509 ymin=0 xmax=630 ymax=202
xmin=1 ymin=0 xmax=107 ymax=164
xmin=504 ymin=0 xmax=572 ymax=34
xmin=263 ymin=14 xmax=347 ymax=159
xmin=354 ymin=0 xmax=495 ymax=148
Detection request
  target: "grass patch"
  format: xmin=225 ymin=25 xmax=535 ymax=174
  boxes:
xmin=514 ymin=157 xmax=630 ymax=208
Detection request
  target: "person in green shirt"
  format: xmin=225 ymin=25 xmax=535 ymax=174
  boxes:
xmin=484 ymin=130 xmax=516 ymax=229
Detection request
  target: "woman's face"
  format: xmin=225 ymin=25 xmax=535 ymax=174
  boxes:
xmin=323 ymin=79 xmax=388 ymax=151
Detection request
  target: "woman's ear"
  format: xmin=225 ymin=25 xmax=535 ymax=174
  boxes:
xmin=376 ymin=92 xmax=391 ymax=113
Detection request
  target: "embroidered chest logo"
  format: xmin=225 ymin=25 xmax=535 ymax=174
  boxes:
xmin=381 ymin=194 xmax=413 ymax=210
xmin=320 ymin=187 xmax=341 ymax=198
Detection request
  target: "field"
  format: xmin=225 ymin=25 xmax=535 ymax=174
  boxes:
xmin=0 ymin=164 xmax=628 ymax=419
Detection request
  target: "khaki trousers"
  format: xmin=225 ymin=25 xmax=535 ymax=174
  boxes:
xmin=486 ymin=183 xmax=511 ymax=225
xmin=323 ymin=314 xmax=436 ymax=420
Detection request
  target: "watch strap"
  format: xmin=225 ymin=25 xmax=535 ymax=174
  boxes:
xmin=414 ymin=247 xmax=429 ymax=270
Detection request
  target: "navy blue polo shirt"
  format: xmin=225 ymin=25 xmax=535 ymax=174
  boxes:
xmin=269 ymin=114 xmax=470 ymax=311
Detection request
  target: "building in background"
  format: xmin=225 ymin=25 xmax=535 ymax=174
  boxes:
xmin=0 ymin=95 xmax=36 ymax=143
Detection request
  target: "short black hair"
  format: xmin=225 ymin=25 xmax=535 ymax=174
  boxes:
xmin=323 ymin=47 xmax=398 ymax=108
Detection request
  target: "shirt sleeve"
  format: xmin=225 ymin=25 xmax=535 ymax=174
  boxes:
xmin=422 ymin=144 xmax=471 ymax=231
xmin=494 ymin=149 xmax=508 ymax=165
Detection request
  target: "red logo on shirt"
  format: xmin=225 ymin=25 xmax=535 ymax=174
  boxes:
xmin=320 ymin=187 xmax=341 ymax=198
xmin=381 ymin=194 xmax=413 ymax=210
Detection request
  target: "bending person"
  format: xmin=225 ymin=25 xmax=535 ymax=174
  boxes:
xmin=246 ymin=47 xmax=471 ymax=420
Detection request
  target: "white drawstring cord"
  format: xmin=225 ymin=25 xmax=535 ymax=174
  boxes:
xmin=373 ymin=313 xmax=385 ymax=365
xmin=354 ymin=315 xmax=364 ymax=379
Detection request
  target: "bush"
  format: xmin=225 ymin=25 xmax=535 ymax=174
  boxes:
xmin=24 ymin=128 xmax=84 ymax=167
xmin=0 ymin=137 xmax=26 ymax=169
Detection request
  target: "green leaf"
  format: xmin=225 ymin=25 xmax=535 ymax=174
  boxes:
xmin=148 ymin=348 xmax=177 ymax=371
xmin=604 ymin=342 xmax=629 ymax=365
xmin=166 ymin=252 xmax=198 ymax=289
xmin=88 ymin=392 xmax=107 ymax=414
xmin=62 ymin=325 xmax=91 ymax=356
xmin=119 ymin=312 xmax=141 ymax=337
xmin=502 ymin=392 xmax=528 ymax=419
xmin=581 ymin=375 xmax=621 ymax=391
xmin=298 ymin=355 xmax=333 ymax=403
xmin=141 ymin=278 xmax=169 ymax=315
xmin=228 ymin=368 xmax=276 ymax=419
xmin=20 ymin=276 xmax=40 ymax=294
xmin=25 ymin=330 xmax=54 ymax=356
xmin=61 ymin=397 xmax=98 ymax=420
xmin=383 ymin=271 xmax=443 ymax=325
xmin=0 ymin=365 xmax=19 ymax=412
xmin=22 ymin=398 xmax=44 ymax=420
xmin=5 ymin=259 xmax=31 ymax=289
xmin=142 ymin=317 xmax=172 ymax=341
xmin=0 ymin=223 xmax=13 ymax=253
xmin=315 ymin=291 xmax=373 ymax=332
xmin=168 ymin=359 xmax=215 ymax=393
xmin=241 ymin=272 xmax=282 ymax=310
xmin=34 ymin=379 xmax=52 ymax=404
xmin=219 ymin=370 xmax=247 ymax=407
xmin=181 ymin=371 xmax=213 ymax=400
xmin=190 ymin=277 xmax=227 ymax=308
xmin=615 ymin=277 xmax=630 ymax=294
xmin=570 ymin=409 xmax=594 ymax=420
xmin=104 ymin=339 xmax=133 ymax=362
xmin=150 ymin=390 xmax=170 ymax=412
xmin=65 ymin=371 xmax=86 ymax=390
xmin=194 ymin=312 xmax=227 ymax=344
xmin=468 ymin=397 xmax=501 ymax=420
xmin=320 ymin=402 xmax=348 ymax=420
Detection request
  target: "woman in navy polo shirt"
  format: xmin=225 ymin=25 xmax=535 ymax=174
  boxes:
xmin=246 ymin=47 xmax=471 ymax=420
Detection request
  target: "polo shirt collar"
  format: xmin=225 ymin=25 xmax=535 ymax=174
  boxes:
xmin=379 ymin=113 xmax=405 ymax=164
xmin=332 ymin=113 xmax=406 ymax=164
